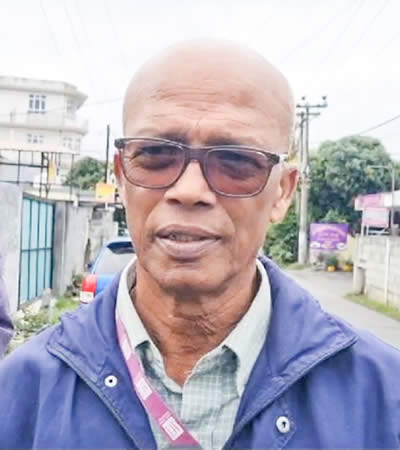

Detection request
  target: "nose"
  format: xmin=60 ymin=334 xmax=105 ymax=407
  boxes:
xmin=164 ymin=161 xmax=217 ymax=207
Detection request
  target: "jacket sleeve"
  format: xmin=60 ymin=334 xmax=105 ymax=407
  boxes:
xmin=0 ymin=285 xmax=13 ymax=356
xmin=0 ymin=254 xmax=14 ymax=356
xmin=0 ymin=328 xmax=55 ymax=449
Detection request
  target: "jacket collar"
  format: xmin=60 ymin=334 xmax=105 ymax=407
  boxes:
xmin=47 ymin=257 xmax=357 ymax=446
xmin=232 ymin=257 xmax=357 ymax=436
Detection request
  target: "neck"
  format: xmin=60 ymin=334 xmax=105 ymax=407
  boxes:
xmin=133 ymin=264 xmax=259 ymax=385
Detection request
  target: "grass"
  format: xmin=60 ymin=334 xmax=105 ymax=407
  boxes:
xmin=5 ymin=295 xmax=80 ymax=354
xmin=50 ymin=296 xmax=80 ymax=323
xmin=346 ymin=293 xmax=400 ymax=322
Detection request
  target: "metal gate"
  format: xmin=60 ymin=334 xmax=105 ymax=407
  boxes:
xmin=19 ymin=195 xmax=55 ymax=305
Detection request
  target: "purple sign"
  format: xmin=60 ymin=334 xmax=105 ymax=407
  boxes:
xmin=310 ymin=223 xmax=349 ymax=251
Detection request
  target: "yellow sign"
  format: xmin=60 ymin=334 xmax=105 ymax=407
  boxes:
xmin=96 ymin=183 xmax=115 ymax=203
xmin=48 ymin=162 xmax=57 ymax=183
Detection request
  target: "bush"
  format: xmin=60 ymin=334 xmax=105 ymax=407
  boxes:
xmin=264 ymin=203 xmax=299 ymax=266
xmin=325 ymin=253 xmax=338 ymax=267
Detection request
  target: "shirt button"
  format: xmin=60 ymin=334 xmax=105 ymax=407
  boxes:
xmin=104 ymin=375 xmax=118 ymax=388
xmin=276 ymin=416 xmax=291 ymax=434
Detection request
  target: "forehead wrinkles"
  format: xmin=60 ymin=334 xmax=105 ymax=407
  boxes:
xmin=126 ymin=78 xmax=285 ymax=127
xmin=125 ymin=88 xmax=288 ymax=151
xmin=123 ymin=43 xmax=295 ymax=148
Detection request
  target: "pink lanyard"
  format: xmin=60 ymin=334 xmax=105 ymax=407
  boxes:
xmin=115 ymin=315 xmax=200 ymax=447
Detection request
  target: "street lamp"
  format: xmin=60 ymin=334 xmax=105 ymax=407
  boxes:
xmin=369 ymin=164 xmax=396 ymax=235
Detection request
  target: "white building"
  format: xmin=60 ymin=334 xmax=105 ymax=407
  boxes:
xmin=0 ymin=75 xmax=88 ymax=183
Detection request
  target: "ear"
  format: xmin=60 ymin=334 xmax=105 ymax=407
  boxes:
xmin=114 ymin=153 xmax=127 ymax=208
xmin=270 ymin=165 xmax=299 ymax=224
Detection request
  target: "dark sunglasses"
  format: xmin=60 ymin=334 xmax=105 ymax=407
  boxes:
xmin=114 ymin=137 xmax=287 ymax=198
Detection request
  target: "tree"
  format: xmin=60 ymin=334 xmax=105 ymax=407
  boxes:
xmin=309 ymin=136 xmax=393 ymax=226
xmin=64 ymin=157 xmax=106 ymax=190
xmin=263 ymin=135 xmax=395 ymax=266
xmin=264 ymin=203 xmax=299 ymax=265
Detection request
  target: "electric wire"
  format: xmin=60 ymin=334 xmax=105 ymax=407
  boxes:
xmin=63 ymin=0 xmax=97 ymax=93
xmin=103 ymin=0 xmax=130 ymax=73
xmin=279 ymin=1 xmax=356 ymax=64
xmin=352 ymin=113 xmax=400 ymax=135
xmin=39 ymin=0 xmax=62 ymax=57
xmin=315 ymin=0 xmax=365 ymax=67
xmin=339 ymin=0 xmax=389 ymax=64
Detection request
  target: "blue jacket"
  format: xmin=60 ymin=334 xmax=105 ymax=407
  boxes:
xmin=1 ymin=258 xmax=400 ymax=449
xmin=0 ymin=253 xmax=13 ymax=356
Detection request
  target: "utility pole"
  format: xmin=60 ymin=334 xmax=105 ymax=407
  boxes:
xmin=105 ymin=124 xmax=110 ymax=183
xmin=296 ymin=96 xmax=328 ymax=265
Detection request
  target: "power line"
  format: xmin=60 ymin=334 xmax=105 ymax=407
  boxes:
xmin=103 ymin=0 xmax=130 ymax=73
xmin=353 ymin=113 xmax=400 ymax=135
xmin=40 ymin=0 xmax=62 ymax=57
xmin=279 ymin=2 xmax=355 ymax=64
xmin=63 ymin=0 xmax=98 ymax=94
xmin=340 ymin=0 xmax=389 ymax=62
xmin=371 ymin=28 xmax=400 ymax=59
xmin=245 ymin=0 xmax=287 ymax=47
xmin=324 ymin=0 xmax=390 ymax=83
xmin=315 ymin=0 xmax=365 ymax=67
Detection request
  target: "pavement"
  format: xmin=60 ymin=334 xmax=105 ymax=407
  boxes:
xmin=286 ymin=268 xmax=400 ymax=349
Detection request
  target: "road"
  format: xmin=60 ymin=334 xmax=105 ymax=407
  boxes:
xmin=286 ymin=268 xmax=400 ymax=349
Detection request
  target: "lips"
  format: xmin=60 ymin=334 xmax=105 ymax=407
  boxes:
xmin=155 ymin=225 xmax=221 ymax=259
xmin=156 ymin=225 xmax=220 ymax=241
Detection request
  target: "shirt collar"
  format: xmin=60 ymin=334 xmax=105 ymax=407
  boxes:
xmin=221 ymin=258 xmax=271 ymax=394
xmin=116 ymin=256 xmax=271 ymax=394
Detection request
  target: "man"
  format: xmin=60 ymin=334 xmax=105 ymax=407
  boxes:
xmin=0 ymin=251 xmax=13 ymax=356
xmin=0 ymin=40 xmax=400 ymax=449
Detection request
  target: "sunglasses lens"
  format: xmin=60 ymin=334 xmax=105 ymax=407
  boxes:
xmin=122 ymin=140 xmax=184 ymax=188
xmin=207 ymin=149 xmax=272 ymax=196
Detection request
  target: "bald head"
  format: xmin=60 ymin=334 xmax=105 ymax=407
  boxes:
xmin=123 ymin=39 xmax=295 ymax=152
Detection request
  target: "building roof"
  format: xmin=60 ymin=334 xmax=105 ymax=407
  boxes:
xmin=0 ymin=75 xmax=87 ymax=107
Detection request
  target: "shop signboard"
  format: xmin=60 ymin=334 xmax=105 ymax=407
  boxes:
xmin=310 ymin=223 xmax=349 ymax=251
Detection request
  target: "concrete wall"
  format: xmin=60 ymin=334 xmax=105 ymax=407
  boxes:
xmin=1 ymin=183 xmax=119 ymax=304
xmin=0 ymin=183 xmax=22 ymax=313
xmin=52 ymin=205 xmax=118 ymax=295
xmin=52 ymin=203 xmax=92 ymax=295
xmin=88 ymin=208 xmax=119 ymax=263
xmin=355 ymin=235 xmax=400 ymax=308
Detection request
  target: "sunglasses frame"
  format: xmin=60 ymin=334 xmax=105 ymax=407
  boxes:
xmin=115 ymin=137 xmax=287 ymax=198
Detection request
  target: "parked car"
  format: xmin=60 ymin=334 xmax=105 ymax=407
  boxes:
xmin=80 ymin=237 xmax=135 ymax=303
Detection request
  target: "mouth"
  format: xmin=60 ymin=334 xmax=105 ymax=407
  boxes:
xmin=155 ymin=225 xmax=222 ymax=259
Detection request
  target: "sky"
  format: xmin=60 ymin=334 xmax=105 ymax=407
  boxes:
xmin=1 ymin=0 xmax=399 ymax=161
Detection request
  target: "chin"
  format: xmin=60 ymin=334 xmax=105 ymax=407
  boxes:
xmin=147 ymin=257 xmax=229 ymax=297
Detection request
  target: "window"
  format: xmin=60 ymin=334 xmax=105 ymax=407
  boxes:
xmin=29 ymin=94 xmax=46 ymax=113
xmin=66 ymin=98 xmax=75 ymax=115
xmin=75 ymin=138 xmax=81 ymax=151
xmin=63 ymin=137 xmax=73 ymax=149
xmin=27 ymin=134 xmax=44 ymax=144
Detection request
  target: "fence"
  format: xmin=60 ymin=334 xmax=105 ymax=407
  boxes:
xmin=19 ymin=195 xmax=55 ymax=306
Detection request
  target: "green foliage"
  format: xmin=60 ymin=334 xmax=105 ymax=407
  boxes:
xmin=64 ymin=157 xmax=105 ymax=190
xmin=319 ymin=209 xmax=348 ymax=223
xmin=325 ymin=253 xmax=338 ymax=267
xmin=6 ymin=296 xmax=80 ymax=354
xmin=51 ymin=296 xmax=79 ymax=323
xmin=344 ymin=257 xmax=353 ymax=266
xmin=309 ymin=135 xmax=393 ymax=227
xmin=264 ymin=203 xmax=299 ymax=265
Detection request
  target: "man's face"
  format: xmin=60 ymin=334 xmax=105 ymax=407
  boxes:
xmin=118 ymin=59 xmax=296 ymax=296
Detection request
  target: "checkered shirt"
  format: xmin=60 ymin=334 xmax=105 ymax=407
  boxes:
xmin=117 ymin=257 xmax=271 ymax=449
